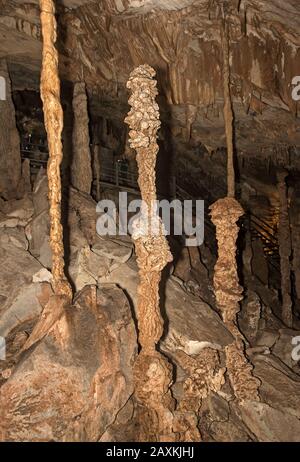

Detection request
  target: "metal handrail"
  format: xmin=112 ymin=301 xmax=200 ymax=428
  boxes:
xmin=22 ymin=148 xmax=280 ymax=272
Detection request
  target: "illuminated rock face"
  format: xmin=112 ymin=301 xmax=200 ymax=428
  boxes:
xmin=1 ymin=1 xmax=299 ymax=154
xmin=0 ymin=59 xmax=21 ymax=199
xmin=0 ymin=285 xmax=137 ymax=442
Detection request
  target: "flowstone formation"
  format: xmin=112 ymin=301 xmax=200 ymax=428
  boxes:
xmin=71 ymin=82 xmax=93 ymax=195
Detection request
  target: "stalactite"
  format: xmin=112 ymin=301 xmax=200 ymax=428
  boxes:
xmin=277 ymin=169 xmax=293 ymax=328
xmin=220 ymin=17 xmax=235 ymax=199
xmin=208 ymin=12 xmax=260 ymax=403
xmin=71 ymin=82 xmax=93 ymax=194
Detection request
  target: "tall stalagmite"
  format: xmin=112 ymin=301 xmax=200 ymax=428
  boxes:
xmin=71 ymin=82 xmax=92 ymax=194
xmin=125 ymin=65 xmax=175 ymax=441
xmin=22 ymin=0 xmax=72 ymax=353
xmin=39 ymin=0 xmax=71 ymax=298
xmin=209 ymin=16 xmax=260 ymax=402
xmin=0 ymin=59 xmax=21 ymax=199
xmin=277 ymin=169 xmax=293 ymax=328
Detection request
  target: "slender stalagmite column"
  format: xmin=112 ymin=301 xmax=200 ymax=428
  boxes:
xmin=21 ymin=0 xmax=72 ymax=353
xmin=39 ymin=0 xmax=71 ymax=299
xmin=209 ymin=18 xmax=260 ymax=402
xmin=277 ymin=169 xmax=293 ymax=328
xmin=71 ymin=82 xmax=93 ymax=194
xmin=125 ymin=65 xmax=176 ymax=441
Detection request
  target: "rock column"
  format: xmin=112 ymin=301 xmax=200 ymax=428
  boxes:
xmin=209 ymin=17 xmax=260 ymax=403
xmin=277 ymin=169 xmax=293 ymax=327
xmin=71 ymin=82 xmax=92 ymax=194
xmin=38 ymin=0 xmax=71 ymax=299
xmin=0 ymin=59 xmax=21 ymax=199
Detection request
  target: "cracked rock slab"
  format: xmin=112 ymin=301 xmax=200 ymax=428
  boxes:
xmin=0 ymin=285 xmax=137 ymax=442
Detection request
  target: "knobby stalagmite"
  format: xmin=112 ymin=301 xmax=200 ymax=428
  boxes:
xmin=125 ymin=65 xmax=175 ymax=441
xmin=71 ymin=82 xmax=93 ymax=194
xmin=22 ymin=0 xmax=72 ymax=351
xmin=209 ymin=15 xmax=260 ymax=402
xmin=277 ymin=169 xmax=293 ymax=328
xmin=125 ymin=65 xmax=200 ymax=442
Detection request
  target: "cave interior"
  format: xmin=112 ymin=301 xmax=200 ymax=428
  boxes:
xmin=0 ymin=0 xmax=300 ymax=443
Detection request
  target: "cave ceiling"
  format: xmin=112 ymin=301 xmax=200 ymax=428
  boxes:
xmin=0 ymin=0 xmax=299 ymax=156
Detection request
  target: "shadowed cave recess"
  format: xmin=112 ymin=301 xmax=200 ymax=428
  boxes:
xmin=0 ymin=0 xmax=300 ymax=443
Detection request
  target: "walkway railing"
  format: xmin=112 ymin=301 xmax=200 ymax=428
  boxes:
xmin=21 ymin=146 xmax=280 ymax=270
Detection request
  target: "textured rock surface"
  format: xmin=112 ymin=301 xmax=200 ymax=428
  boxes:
xmin=277 ymin=170 xmax=293 ymax=327
xmin=253 ymin=354 xmax=300 ymax=419
xmin=71 ymin=82 xmax=92 ymax=194
xmin=92 ymin=237 xmax=133 ymax=265
xmin=100 ymin=262 xmax=234 ymax=354
xmin=0 ymin=285 xmax=137 ymax=442
xmin=0 ymin=59 xmax=21 ymax=199
xmin=0 ymin=282 xmax=51 ymax=339
xmin=1 ymin=0 xmax=299 ymax=155
xmin=26 ymin=210 xmax=51 ymax=268
xmin=0 ymin=243 xmax=42 ymax=315
xmin=236 ymin=400 xmax=300 ymax=442
xmin=0 ymin=196 xmax=300 ymax=440
xmin=239 ymin=291 xmax=262 ymax=345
